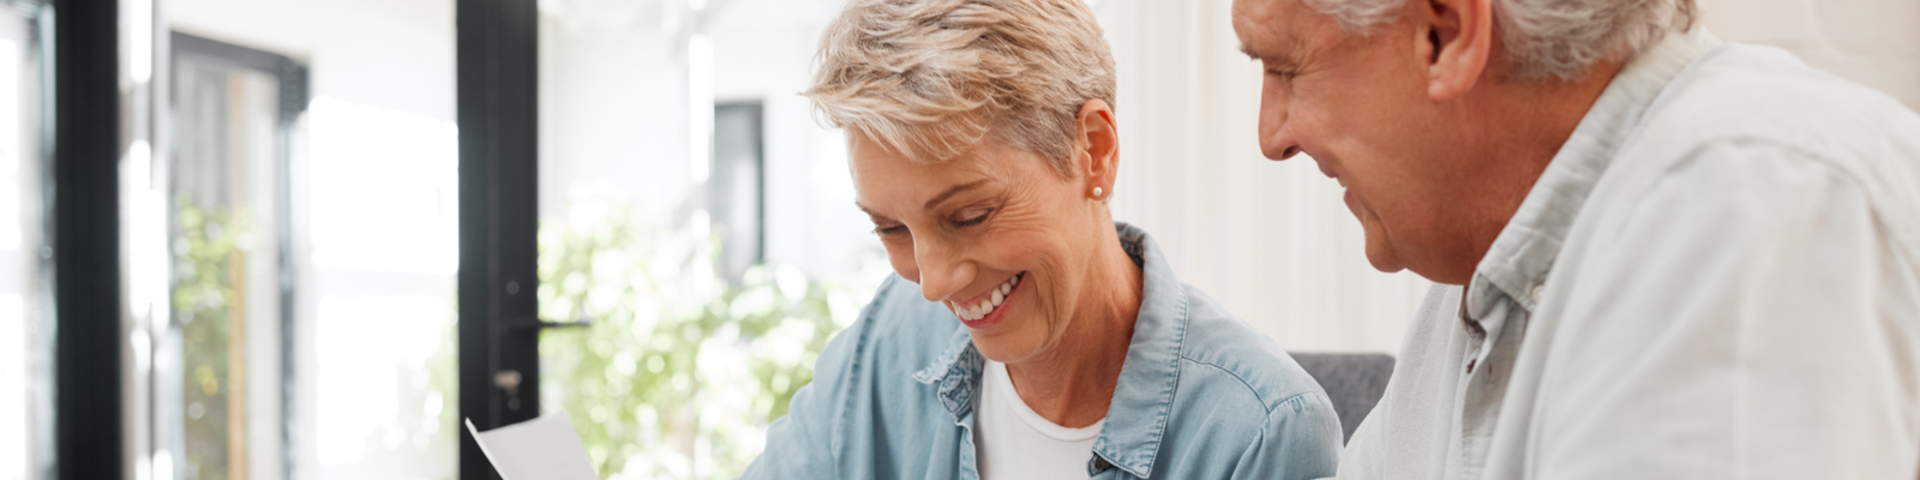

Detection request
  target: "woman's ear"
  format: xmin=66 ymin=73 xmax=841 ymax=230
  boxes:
xmin=1420 ymin=0 xmax=1493 ymax=100
xmin=1075 ymin=99 xmax=1119 ymax=197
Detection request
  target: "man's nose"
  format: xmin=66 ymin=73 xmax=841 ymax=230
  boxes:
xmin=1262 ymin=121 xmax=1304 ymax=161
xmin=913 ymin=238 xmax=974 ymax=304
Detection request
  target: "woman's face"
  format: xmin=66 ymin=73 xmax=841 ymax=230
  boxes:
xmin=851 ymin=129 xmax=1106 ymax=364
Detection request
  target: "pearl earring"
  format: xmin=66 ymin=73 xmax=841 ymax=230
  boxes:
xmin=1092 ymin=187 xmax=1104 ymax=198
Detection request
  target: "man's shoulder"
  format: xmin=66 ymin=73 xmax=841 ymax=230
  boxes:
xmin=1599 ymin=44 xmax=1920 ymax=255
xmin=1635 ymin=43 xmax=1920 ymax=166
xmin=1175 ymin=285 xmax=1328 ymax=416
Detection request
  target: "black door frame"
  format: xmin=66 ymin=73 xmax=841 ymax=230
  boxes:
xmin=50 ymin=0 xmax=125 ymax=477
xmin=455 ymin=0 xmax=541 ymax=479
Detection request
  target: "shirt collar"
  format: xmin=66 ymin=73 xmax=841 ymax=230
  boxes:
xmin=911 ymin=221 xmax=1185 ymax=478
xmin=1463 ymin=30 xmax=1725 ymax=342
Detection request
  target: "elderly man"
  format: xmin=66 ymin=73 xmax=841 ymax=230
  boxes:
xmin=1232 ymin=0 xmax=1920 ymax=478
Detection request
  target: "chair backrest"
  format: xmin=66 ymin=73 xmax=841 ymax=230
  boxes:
xmin=1291 ymin=353 xmax=1396 ymax=444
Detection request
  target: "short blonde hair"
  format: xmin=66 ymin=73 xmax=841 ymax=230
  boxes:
xmin=805 ymin=0 xmax=1116 ymax=175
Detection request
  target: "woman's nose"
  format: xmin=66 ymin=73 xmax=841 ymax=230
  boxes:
xmin=912 ymin=240 xmax=975 ymax=303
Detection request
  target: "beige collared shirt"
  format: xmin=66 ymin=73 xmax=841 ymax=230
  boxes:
xmin=1330 ymin=30 xmax=1920 ymax=479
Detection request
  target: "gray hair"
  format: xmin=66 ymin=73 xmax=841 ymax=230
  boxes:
xmin=1299 ymin=0 xmax=1697 ymax=81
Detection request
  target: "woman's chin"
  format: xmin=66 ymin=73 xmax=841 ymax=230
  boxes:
xmin=967 ymin=330 xmax=1045 ymax=364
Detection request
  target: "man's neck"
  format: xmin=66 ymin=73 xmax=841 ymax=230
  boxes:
xmin=1437 ymin=61 xmax=1626 ymax=285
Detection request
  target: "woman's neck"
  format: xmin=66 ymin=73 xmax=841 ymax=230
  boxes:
xmin=1002 ymin=226 xmax=1143 ymax=428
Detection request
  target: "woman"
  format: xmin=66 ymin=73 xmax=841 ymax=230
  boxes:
xmin=742 ymin=0 xmax=1341 ymax=478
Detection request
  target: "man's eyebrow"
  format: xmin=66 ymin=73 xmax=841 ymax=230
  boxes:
xmin=1239 ymin=42 xmax=1299 ymax=68
xmin=1238 ymin=43 xmax=1262 ymax=60
xmin=924 ymin=180 xmax=989 ymax=210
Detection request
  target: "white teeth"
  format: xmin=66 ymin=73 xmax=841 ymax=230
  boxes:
xmin=952 ymin=273 xmax=1024 ymax=321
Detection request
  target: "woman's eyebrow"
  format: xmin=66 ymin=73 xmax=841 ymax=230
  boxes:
xmin=852 ymin=179 xmax=989 ymax=218
xmin=924 ymin=180 xmax=990 ymax=210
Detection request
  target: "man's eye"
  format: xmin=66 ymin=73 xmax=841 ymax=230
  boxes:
xmin=953 ymin=209 xmax=992 ymax=227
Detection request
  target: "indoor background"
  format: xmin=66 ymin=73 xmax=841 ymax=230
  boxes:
xmin=1 ymin=0 xmax=1915 ymax=479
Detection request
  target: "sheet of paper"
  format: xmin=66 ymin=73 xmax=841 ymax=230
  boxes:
xmin=465 ymin=414 xmax=600 ymax=480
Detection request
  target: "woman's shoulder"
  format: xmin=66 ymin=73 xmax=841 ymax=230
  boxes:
xmin=1172 ymin=284 xmax=1328 ymax=416
xmin=818 ymin=274 xmax=968 ymax=379
xmin=855 ymin=274 xmax=963 ymax=344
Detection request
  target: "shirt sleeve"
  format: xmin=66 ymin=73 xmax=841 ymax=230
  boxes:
xmin=1231 ymin=391 xmax=1344 ymax=480
xmin=1530 ymin=140 xmax=1920 ymax=479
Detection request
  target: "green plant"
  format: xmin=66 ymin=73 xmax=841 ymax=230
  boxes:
xmin=173 ymin=198 xmax=250 ymax=480
xmin=536 ymin=197 xmax=883 ymax=479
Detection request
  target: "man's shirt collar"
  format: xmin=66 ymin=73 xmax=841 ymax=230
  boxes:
xmin=1462 ymin=30 xmax=1725 ymax=358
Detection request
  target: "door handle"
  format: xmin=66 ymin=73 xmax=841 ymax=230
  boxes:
xmin=505 ymin=315 xmax=593 ymax=331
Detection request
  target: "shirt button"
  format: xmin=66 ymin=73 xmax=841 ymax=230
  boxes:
xmin=1093 ymin=457 xmax=1113 ymax=471
xmin=1529 ymin=282 xmax=1545 ymax=303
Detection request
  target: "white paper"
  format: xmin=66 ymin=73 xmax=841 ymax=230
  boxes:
xmin=465 ymin=414 xmax=600 ymax=480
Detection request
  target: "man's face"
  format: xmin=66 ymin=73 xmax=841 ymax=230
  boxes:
xmin=1231 ymin=0 xmax=1494 ymax=282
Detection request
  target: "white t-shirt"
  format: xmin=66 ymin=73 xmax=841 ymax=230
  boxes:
xmin=974 ymin=360 xmax=1103 ymax=480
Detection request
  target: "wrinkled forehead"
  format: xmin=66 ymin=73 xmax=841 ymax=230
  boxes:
xmin=848 ymin=129 xmax=999 ymax=214
xmin=1231 ymin=0 xmax=1340 ymax=65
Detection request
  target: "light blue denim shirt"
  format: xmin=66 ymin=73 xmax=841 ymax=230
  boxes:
xmin=741 ymin=222 xmax=1342 ymax=480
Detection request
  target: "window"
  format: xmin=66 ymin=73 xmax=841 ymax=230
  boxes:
xmin=0 ymin=2 xmax=48 ymax=479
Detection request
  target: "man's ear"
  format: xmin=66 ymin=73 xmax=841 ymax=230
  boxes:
xmin=1075 ymin=99 xmax=1119 ymax=193
xmin=1419 ymin=0 xmax=1493 ymax=100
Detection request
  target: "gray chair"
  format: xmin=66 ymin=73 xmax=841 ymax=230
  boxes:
xmin=1291 ymin=353 xmax=1395 ymax=444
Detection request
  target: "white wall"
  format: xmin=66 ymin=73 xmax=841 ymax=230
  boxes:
xmin=708 ymin=2 xmax=890 ymax=281
xmin=170 ymin=0 xmax=456 ymax=122
xmin=1702 ymin=0 xmax=1920 ymax=110
xmin=538 ymin=0 xmax=883 ymax=283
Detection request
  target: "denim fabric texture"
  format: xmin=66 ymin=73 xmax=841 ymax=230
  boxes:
xmin=740 ymin=222 xmax=1343 ymax=480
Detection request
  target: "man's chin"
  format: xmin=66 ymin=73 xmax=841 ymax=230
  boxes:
xmin=1351 ymin=204 xmax=1406 ymax=273
xmin=1363 ymin=243 xmax=1407 ymax=273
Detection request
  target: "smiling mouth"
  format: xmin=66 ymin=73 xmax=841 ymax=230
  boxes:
xmin=947 ymin=272 xmax=1024 ymax=321
xmin=1315 ymin=160 xmax=1347 ymax=188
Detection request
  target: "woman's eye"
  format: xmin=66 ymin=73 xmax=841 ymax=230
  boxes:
xmin=952 ymin=209 xmax=992 ymax=227
xmin=872 ymin=225 xmax=908 ymax=236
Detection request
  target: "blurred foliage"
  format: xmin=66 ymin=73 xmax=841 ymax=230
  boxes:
xmin=536 ymin=195 xmax=884 ymax=480
xmin=173 ymin=198 xmax=249 ymax=480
